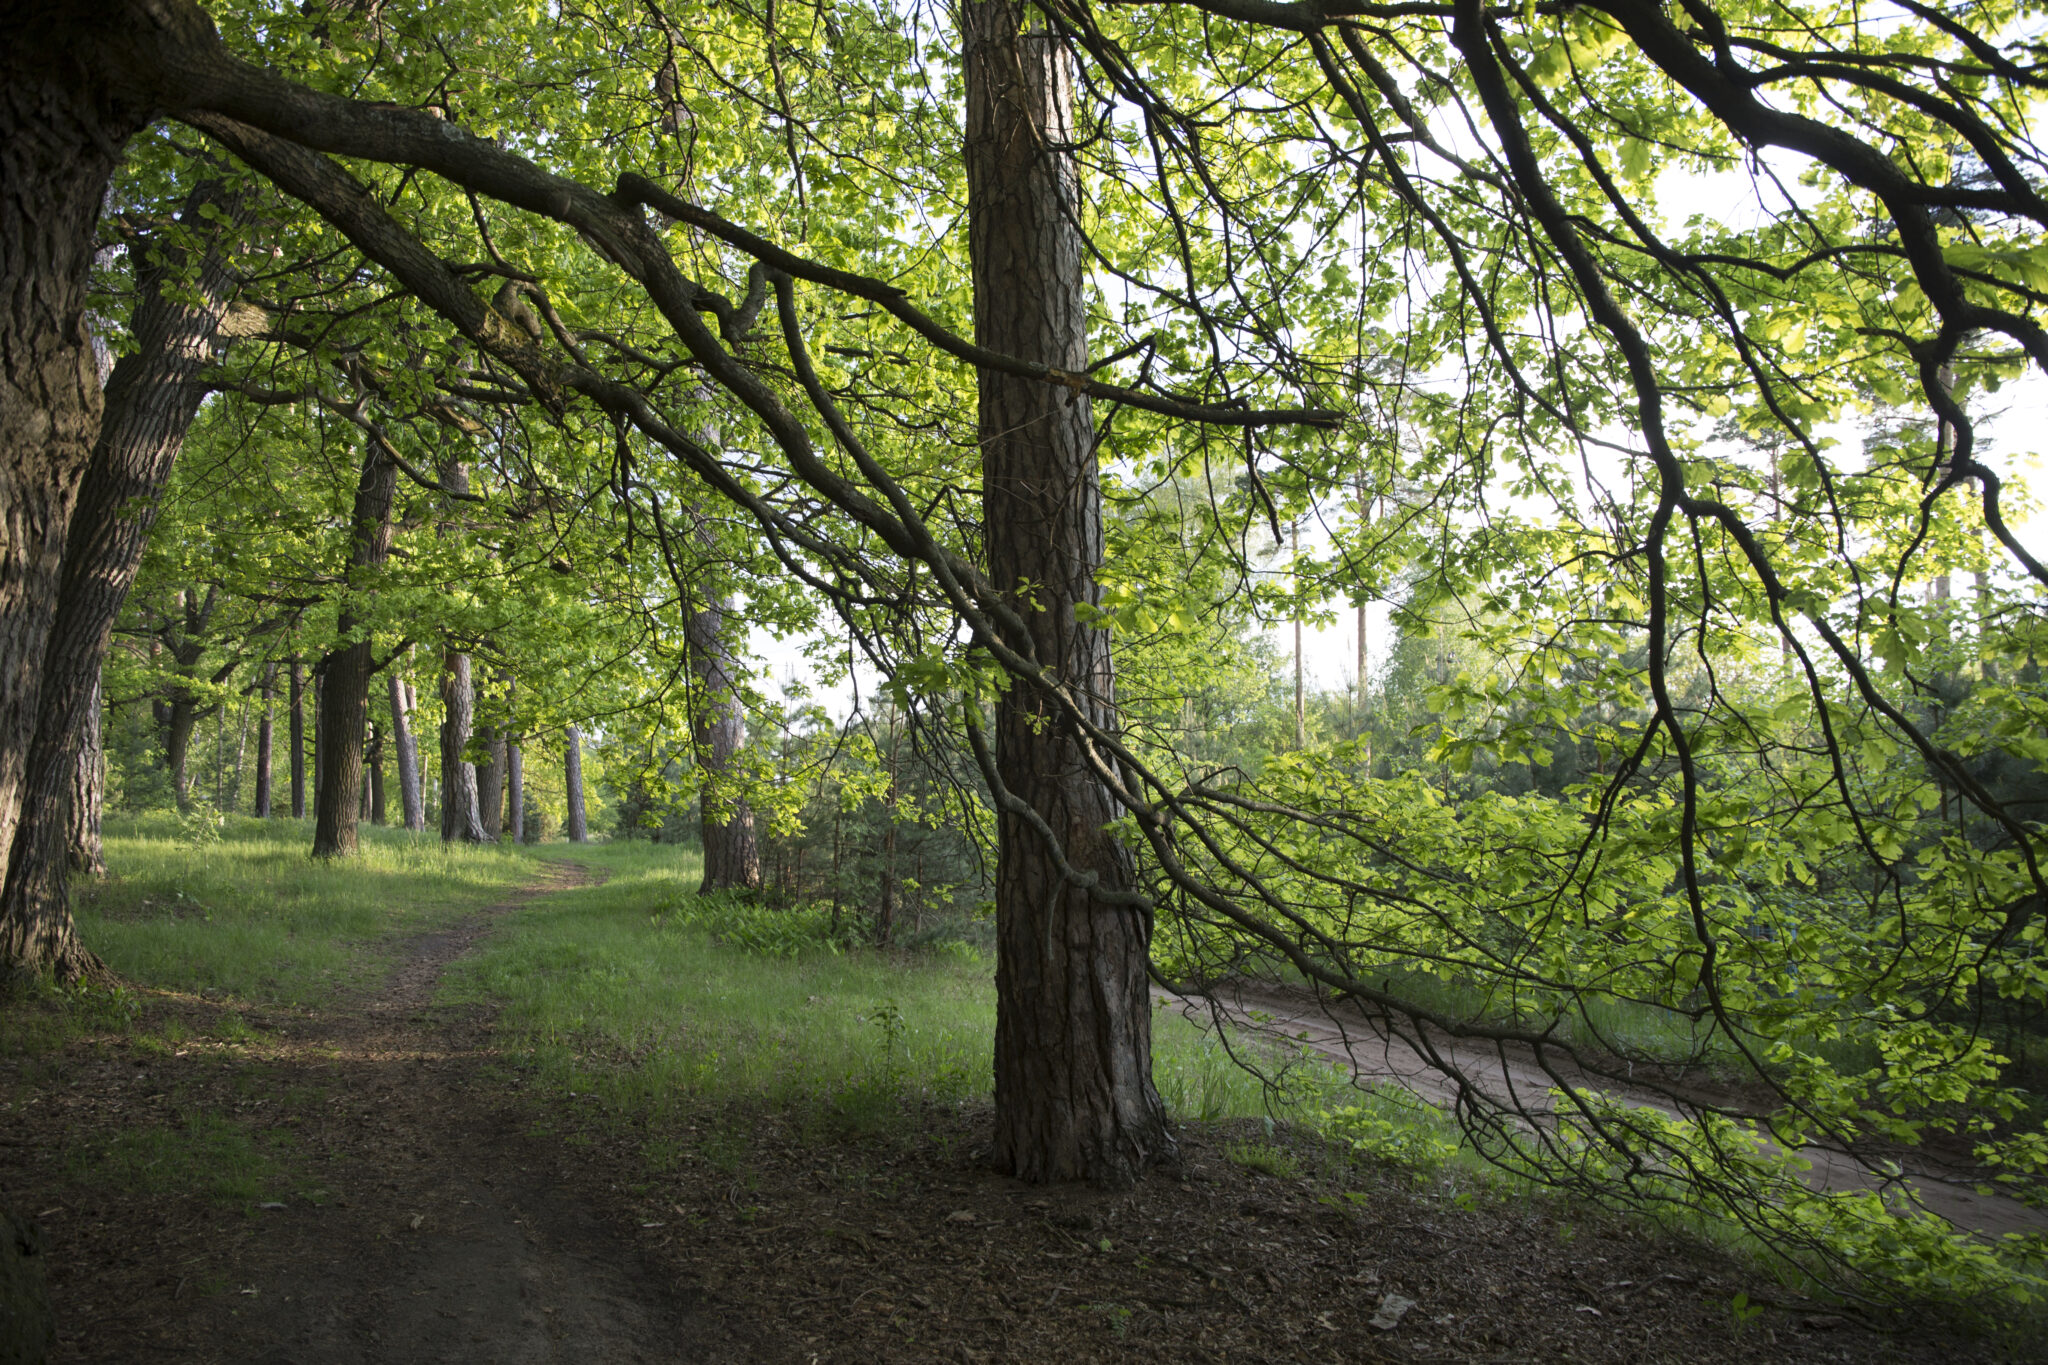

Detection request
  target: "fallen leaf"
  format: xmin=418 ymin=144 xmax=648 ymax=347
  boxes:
xmin=1369 ymin=1292 xmax=1417 ymax=1331
xmin=410 ymin=1213 xmax=424 ymax=1230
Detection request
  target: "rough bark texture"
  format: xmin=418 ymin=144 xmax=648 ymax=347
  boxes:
xmin=564 ymin=725 xmax=589 ymax=844
xmin=67 ymin=677 xmax=105 ymax=878
xmin=388 ymin=673 xmax=424 ymax=831
xmin=506 ymin=741 xmax=524 ymax=845
xmin=254 ymin=662 xmax=275 ymax=817
xmin=0 ymin=12 xmax=154 ymax=956
xmin=438 ymin=651 xmax=488 ymax=843
xmin=0 ymin=175 xmax=245 ymax=974
xmin=685 ymin=521 xmax=762 ymax=892
xmin=289 ymin=658 xmax=306 ymax=818
xmin=311 ymin=445 xmax=398 ymax=858
xmin=965 ymin=0 xmax=1172 ymax=1185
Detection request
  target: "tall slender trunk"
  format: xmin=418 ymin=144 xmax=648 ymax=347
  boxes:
xmin=476 ymin=719 xmax=506 ymax=840
xmin=312 ymin=444 xmax=398 ymax=858
xmin=966 ymin=0 xmax=1172 ymax=1184
xmin=67 ymin=676 xmax=105 ymax=879
xmin=289 ymin=657 xmax=306 ymax=818
xmin=387 ymin=672 xmax=424 ymax=831
xmin=310 ymin=664 xmax=324 ymax=823
xmin=0 ymin=19 xmax=152 ymax=970
xmin=506 ymin=741 xmax=524 ymax=845
xmin=367 ymin=721 xmax=386 ymax=825
xmin=438 ymin=650 xmax=487 ymax=843
xmin=254 ymin=662 xmax=275 ymax=817
xmin=686 ymin=517 xmax=761 ymax=892
xmin=564 ymin=724 xmax=589 ymax=844
xmin=166 ymin=694 xmax=197 ymax=811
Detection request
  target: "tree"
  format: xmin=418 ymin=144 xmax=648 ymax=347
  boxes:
xmin=6 ymin=0 xmax=2048 ymax=1277
xmin=965 ymin=0 xmax=1174 ymax=1183
xmin=0 ymin=173 xmax=247 ymax=974
xmin=310 ymin=442 xmax=398 ymax=858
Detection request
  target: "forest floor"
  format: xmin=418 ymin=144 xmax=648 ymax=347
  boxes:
xmin=3 ymin=857 xmax=2036 ymax=1364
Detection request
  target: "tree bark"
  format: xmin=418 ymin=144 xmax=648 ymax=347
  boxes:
xmin=0 ymin=173 xmax=248 ymax=972
xmin=438 ymin=650 xmax=488 ymax=843
xmin=965 ymin=0 xmax=1172 ymax=1185
xmin=0 ymin=15 xmax=154 ymax=971
xmin=311 ymin=444 xmax=398 ymax=858
xmin=564 ymin=724 xmax=589 ymax=844
xmin=685 ymin=517 xmax=761 ymax=892
xmin=289 ymin=657 xmax=306 ymax=818
xmin=387 ymin=673 xmax=424 ymax=831
xmin=506 ymin=741 xmax=524 ymax=845
xmin=67 ymin=676 xmax=105 ymax=879
xmin=366 ymin=721 xmax=385 ymax=825
xmin=254 ymin=662 xmax=275 ymax=817
xmin=476 ymin=719 xmax=506 ymax=841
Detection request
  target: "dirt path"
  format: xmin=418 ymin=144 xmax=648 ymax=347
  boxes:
xmin=35 ymin=860 xmax=748 ymax=1365
xmin=1159 ymin=981 xmax=2048 ymax=1242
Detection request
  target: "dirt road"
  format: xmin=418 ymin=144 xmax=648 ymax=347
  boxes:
xmin=1159 ymin=980 xmax=2048 ymax=1242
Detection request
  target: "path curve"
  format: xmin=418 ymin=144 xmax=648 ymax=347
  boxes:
xmin=1159 ymin=980 xmax=2048 ymax=1242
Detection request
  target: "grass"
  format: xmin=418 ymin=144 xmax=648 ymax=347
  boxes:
xmin=63 ymin=1111 xmax=299 ymax=1211
xmin=73 ymin=813 xmax=541 ymax=1006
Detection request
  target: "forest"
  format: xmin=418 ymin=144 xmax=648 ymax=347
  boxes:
xmin=4 ymin=0 xmax=2048 ymax=1354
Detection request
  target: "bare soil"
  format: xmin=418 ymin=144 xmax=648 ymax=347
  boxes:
xmin=1 ymin=864 xmax=2032 ymax=1364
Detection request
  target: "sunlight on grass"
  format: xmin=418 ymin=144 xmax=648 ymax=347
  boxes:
xmin=75 ymin=814 xmax=540 ymax=1005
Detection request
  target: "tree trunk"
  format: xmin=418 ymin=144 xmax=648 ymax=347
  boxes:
xmin=311 ymin=444 xmax=398 ymax=858
xmin=438 ymin=649 xmax=488 ymax=843
xmin=476 ymin=720 xmax=506 ymax=841
xmin=166 ymin=693 xmax=197 ymax=811
xmin=367 ymin=721 xmax=386 ymax=825
xmin=685 ymin=520 xmax=762 ymax=892
xmin=254 ymin=662 xmax=275 ymax=817
xmin=289 ymin=657 xmax=306 ymax=818
xmin=506 ymin=741 xmax=524 ymax=845
xmin=965 ymin=0 xmax=1172 ymax=1185
xmin=0 ymin=18 xmax=152 ymax=975
xmin=387 ymin=672 xmax=424 ymax=831
xmin=67 ymin=675 xmax=105 ymax=879
xmin=564 ymin=724 xmax=589 ymax=843
xmin=310 ymin=664 xmax=323 ymax=823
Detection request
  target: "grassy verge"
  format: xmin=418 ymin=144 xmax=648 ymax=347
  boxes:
xmin=73 ymin=813 xmax=541 ymax=1005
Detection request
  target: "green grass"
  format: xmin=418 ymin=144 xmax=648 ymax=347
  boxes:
xmin=64 ymin=1111 xmax=296 ymax=1211
xmin=73 ymin=813 xmax=542 ymax=1005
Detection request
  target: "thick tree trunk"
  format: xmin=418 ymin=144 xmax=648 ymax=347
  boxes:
xmin=387 ymin=673 xmax=424 ymax=831
xmin=67 ymin=676 xmax=105 ymax=879
xmin=685 ymin=528 xmax=761 ymax=892
xmin=289 ymin=658 xmax=306 ymax=818
xmin=506 ymin=742 xmax=524 ymax=845
xmin=311 ymin=445 xmax=398 ymax=858
xmin=965 ymin=0 xmax=1172 ymax=1185
xmin=0 ymin=175 xmax=246 ymax=972
xmin=0 ymin=17 xmax=152 ymax=976
xmin=254 ymin=663 xmax=275 ymax=817
xmin=476 ymin=720 xmax=506 ymax=841
xmin=438 ymin=650 xmax=488 ymax=843
xmin=564 ymin=724 xmax=589 ymax=844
